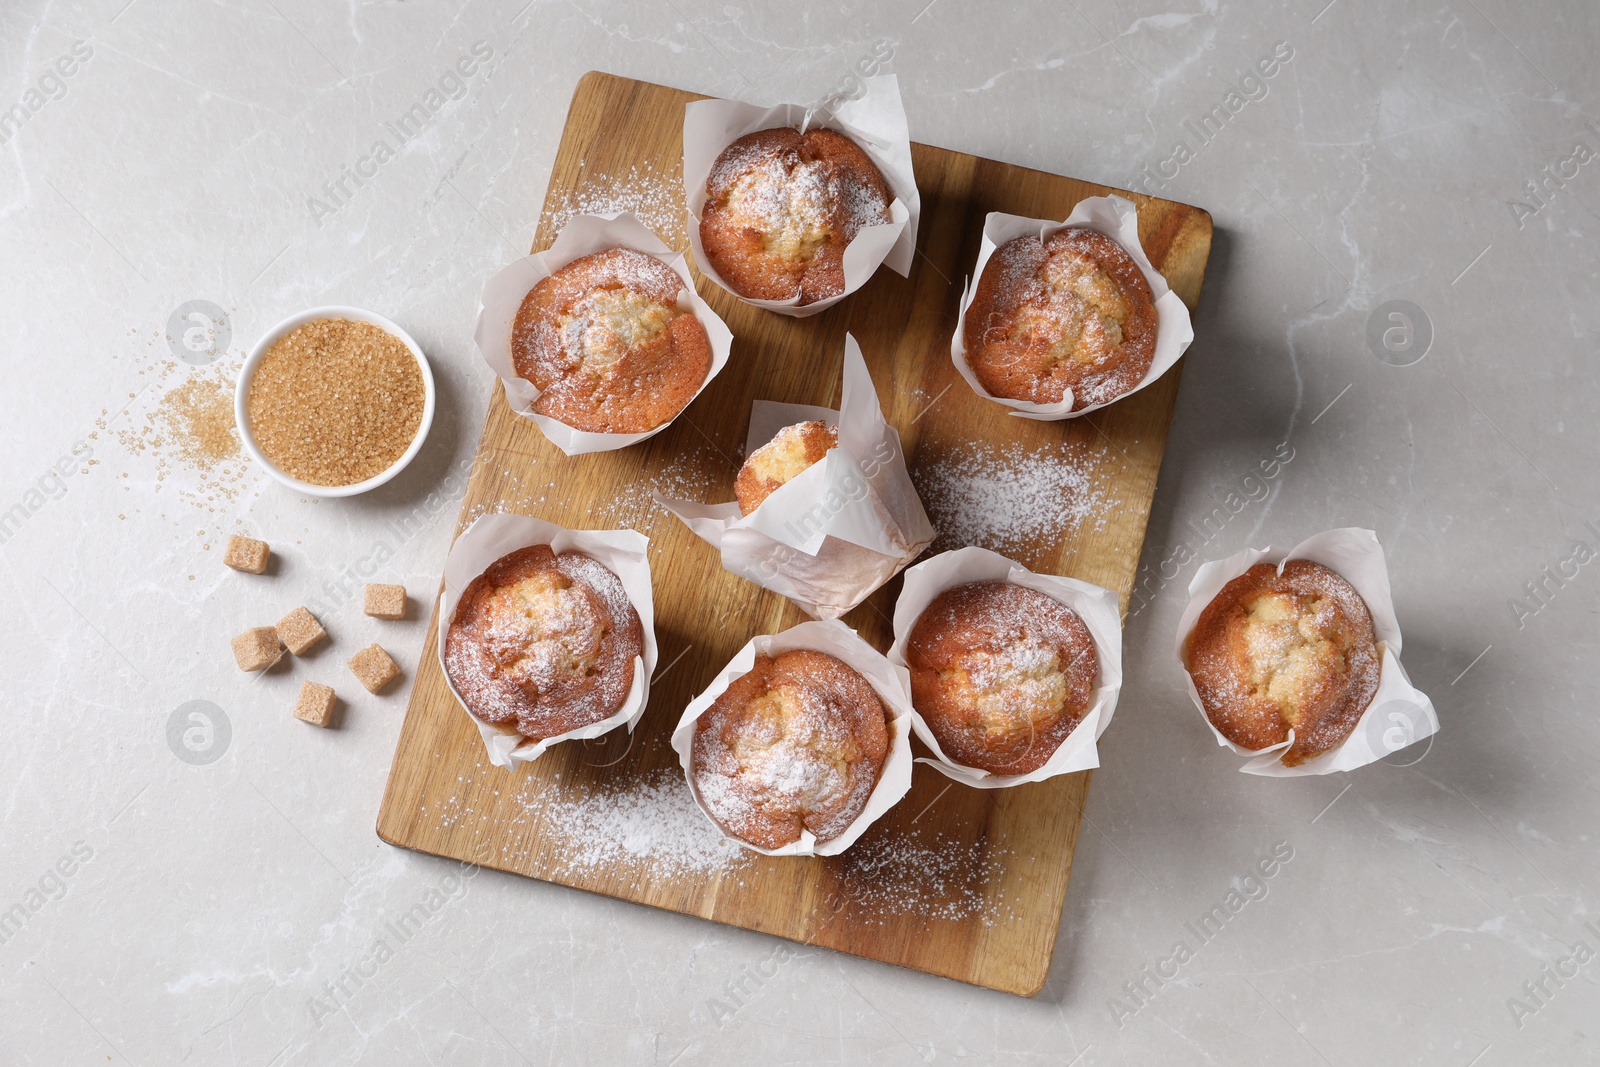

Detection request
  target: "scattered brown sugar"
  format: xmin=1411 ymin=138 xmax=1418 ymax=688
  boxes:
xmin=108 ymin=362 xmax=250 ymax=509
xmin=246 ymin=319 xmax=424 ymax=487
xmin=157 ymin=374 xmax=240 ymax=469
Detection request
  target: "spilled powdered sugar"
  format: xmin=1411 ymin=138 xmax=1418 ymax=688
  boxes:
xmin=585 ymin=440 xmax=731 ymax=529
xmin=420 ymin=768 xmax=752 ymax=878
xmin=421 ymin=767 xmax=1017 ymax=923
xmin=913 ymin=439 xmax=1120 ymax=553
xmin=542 ymin=161 xmax=685 ymax=246
xmin=829 ymin=825 xmax=1019 ymax=926
xmin=461 ymin=437 xmax=729 ymax=533
xmin=519 ymin=769 xmax=752 ymax=877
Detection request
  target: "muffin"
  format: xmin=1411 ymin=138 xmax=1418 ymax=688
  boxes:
xmin=734 ymin=420 xmax=838 ymax=515
xmin=1184 ymin=560 xmax=1381 ymax=767
xmin=905 ymin=581 xmax=1098 ymax=775
xmin=511 ymin=248 xmax=713 ymax=433
xmin=444 ymin=544 xmax=644 ymax=742
xmin=699 ymin=127 xmax=893 ymax=305
xmin=691 ymin=649 xmax=890 ymax=850
xmin=964 ymin=227 xmax=1157 ymax=410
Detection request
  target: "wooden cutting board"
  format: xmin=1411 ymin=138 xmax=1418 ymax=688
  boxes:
xmin=377 ymin=70 xmax=1212 ymax=997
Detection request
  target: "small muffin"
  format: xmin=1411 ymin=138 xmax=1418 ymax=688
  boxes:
xmin=691 ymin=649 xmax=890 ymax=850
xmin=700 ymin=127 xmax=893 ymax=305
xmin=444 ymin=545 xmax=643 ymax=742
xmin=1185 ymin=560 xmax=1381 ymax=767
xmin=964 ymin=227 xmax=1158 ymax=410
xmin=905 ymin=581 xmax=1097 ymax=775
xmin=511 ymin=248 xmax=713 ymax=433
xmin=734 ymin=420 xmax=838 ymax=515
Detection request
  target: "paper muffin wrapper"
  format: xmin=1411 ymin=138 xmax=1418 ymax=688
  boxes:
xmin=658 ymin=333 xmax=935 ymax=619
xmin=473 ymin=212 xmax=734 ymax=455
xmin=950 ymin=195 xmax=1195 ymax=419
xmin=437 ymin=513 xmax=659 ymax=770
xmin=683 ymin=74 xmax=920 ymax=318
xmin=670 ymin=619 xmax=915 ymax=856
xmin=887 ymin=547 xmax=1124 ymax=788
xmin=1174 ymin=527 xmax=1438 ymax=777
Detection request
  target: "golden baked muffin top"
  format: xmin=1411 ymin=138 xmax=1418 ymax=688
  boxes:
xmin=444 ymin=545 xmax=643 ymax=742
xmin=699 ymin=127 xmax=892 ymax=305
xmin=734 ymin=420 xmax=838 ymax=515
xmin=905 ymin=581 xmax=1098 ymax=776
xmin=1185 ymin=559 xmax=1381 ymax=766
xmin=512 ymin=248 xmax=712 ymax=434
xmin=691 ymin=649 xmax=890 ymax=850
xmin=964 ymin=227 xmax=1157 ymax=410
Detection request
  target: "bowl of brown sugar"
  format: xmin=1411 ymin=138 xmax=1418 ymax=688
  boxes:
xmin=237 ymin=307 xmax=435 ymax=497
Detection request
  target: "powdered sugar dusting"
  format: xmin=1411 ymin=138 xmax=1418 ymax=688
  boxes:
xmin=1188 ymin=560 xmax=1380 ymax=762
xmin=536 ymin=770 xmax=753 ymax=876
xmin=692 ymin=654 xmax=888 ymax=849
xmin=587 ymin=440 xmax=731 ymax=528
xmin=514 ymin=248 xmax=690 ymax=398
xmin=420 ymin=768 xmax=753 ymax=878
xmin=420 ymin=768 xmax=1018 ymax=923
xmin=725 ymin=156 xmax=831 ymax=261
xmin=443 ymin=548 xmax=639 ymax=738
xmin=913 ymin=439 xmax=1120 ymax=553
xmin=457 ymin=441 xmax=729 ymax=533
xmin=708 ymin=129 xmax=890 ymax=261
xmin=829 ymin=826 xmax=1020 ymax=926
xmin=543 ymin=161 xmax=684 ymax=246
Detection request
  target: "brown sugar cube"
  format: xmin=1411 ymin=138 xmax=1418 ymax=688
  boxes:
xmin=363 ymin=583 xmax=407 ymax=620
xmin=293 ymin=681 xmax=338 ymax=727
xmin=275 ymin=606 xmax=326 ymax=655
xmin=231 ymin=627 xmax=283 ymax=672
xmin=348 ymin=644 xmax=400 ymax=694
xmin=224 ymin=535 xmax=270 ymax=574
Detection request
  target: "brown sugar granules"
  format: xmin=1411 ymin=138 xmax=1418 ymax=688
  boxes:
xmin=246 ymin=319 xmax=424 ymax=486
xmin=152 ymin=374 xmax=240 ymax=469
xmin=110 ymin=364 xmax=250 ymax=507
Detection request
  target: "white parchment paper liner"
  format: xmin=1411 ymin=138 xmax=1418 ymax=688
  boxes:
xmin=658 ymin=333 xmax=935 ymax=620
xmin=683 ymin=74 xmax=919 ymax=317
xmin=951 ymin=195 xmax=1195 ymax=419
xmin=1174 ymin=527 xmax=1438 ymax=777
xmin=473 ymin=212 xmax=734 ymax=455
xmin=887 ymin=547 xmax=1124 ymax=788
xmin=437 ymin=513 xmax=658 ymax=770
xmin=670 ymin=619 xmax=914 ymax=856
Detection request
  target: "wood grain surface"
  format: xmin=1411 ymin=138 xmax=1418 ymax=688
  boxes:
xmin=376 ymin=70 xmax=1212 ymax=996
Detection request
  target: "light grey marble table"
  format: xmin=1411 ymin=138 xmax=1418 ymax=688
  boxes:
xmin=3 ymin=1 xmax=1596 ymax=1063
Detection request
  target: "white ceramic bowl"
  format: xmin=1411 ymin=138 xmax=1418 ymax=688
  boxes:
xmin=236 ymin=306 xmax=436 ymax=498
